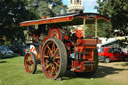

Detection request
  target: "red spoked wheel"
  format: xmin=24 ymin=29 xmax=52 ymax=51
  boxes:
xmin=41 ymin=38 xmax=67 ymax=80
xmin=24 ymin=52 xmax=37 ymax=74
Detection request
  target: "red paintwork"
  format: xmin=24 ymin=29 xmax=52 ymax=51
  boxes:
xmin=42 ymin=36 xmax=48 ymax=43
xmin=32 ymin=34 xmax=39 ymax=42
xmin=72 ymin=45 xmax=96 ymax=72
xmin=75 ymin=45 xmax=96 ymax=61
xmin=98 ymin=47 xmax=126 ymax=61
xmin=75 ymin=29 xmax=84 ymax=39
xmin=19 ymin=13 xmax=110 ymax=27
xmin=124 ymin=52 xmax=128 ymax=56
xmin=48 ymin=28 xmax=62 ymax=40
xmin=19 ymin=16 xmax=73 ymax=27
xmin=77 ymin=39 xmax=82 ymax=45
xmin=81 ymin=39 xmax=97 ymax=45
xmin=64 ymin=35 xmax=69 ymax=40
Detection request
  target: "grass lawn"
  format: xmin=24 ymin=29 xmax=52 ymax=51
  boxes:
xmin=0 ymin=56 xmax=123 ymax=85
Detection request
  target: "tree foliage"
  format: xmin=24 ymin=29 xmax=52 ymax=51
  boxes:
xmin=0 ymin=0 xmax=67 ymax=45
xmin=0 ymin=0 xmax=38 ymax=44
xmin=97 ymin=22 xmax=113 ymax=38
xmin=84 ymin=22 xmax=112 ymax=38
xmin=95 ymin=0 xmax=128 ymax=36
xmin=27 ymin=0 xmax=67 ymax=17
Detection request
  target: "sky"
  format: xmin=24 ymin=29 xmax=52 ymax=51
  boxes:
xmin=62 ymin=0 xmax=98 ymax=13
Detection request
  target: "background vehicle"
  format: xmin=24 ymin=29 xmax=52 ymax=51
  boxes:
xmin=8 ymin=42 xmax=24 ymax=55
xmin=0 ymin=45 xmax=14 ymax=58
xmin=98 ymin=47 xmax=127 ymax=63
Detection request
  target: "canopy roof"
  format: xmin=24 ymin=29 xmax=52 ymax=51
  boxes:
xmin=19 ymin=13 xmax=110 ymax=27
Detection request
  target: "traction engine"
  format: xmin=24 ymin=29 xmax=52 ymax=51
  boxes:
xmin=20 ymin=13 xmax=109 ymax=80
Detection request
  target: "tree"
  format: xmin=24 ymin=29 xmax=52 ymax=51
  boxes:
xmin=97 ymin=22 xmax=113 ymax=38
xmin=0 ymin=0 xmax=67 ymax=45
xmin=27 ymin=0 xmax=67 ymax=17
xmin=95 ymin=0 xmax=128 ymax=36
xmin=95 ymin=0 xmax=128 ymax=48
xmin=0 ymin=0 xmax=38 ymax=44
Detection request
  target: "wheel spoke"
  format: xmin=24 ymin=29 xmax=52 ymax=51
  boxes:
xmin=44 ymin=55 xmax=49 ymax=58
xmin=55 ymin=67 xmax=59 ymax=74
xmin=47 ymin=49 xmax=51 ymax=56
xmin=52 ymin=43 xmax=56 ymax=51
xmin=50 ymin=64 xmax=56 ymax=76
xmin=27 ymin=64 xmax=33 ymax=72
xmin=45 ymin=64 xmax=51 ymax=70
xmin=27 ymin=61 xmax=30 ymax=65
xmin=54 ymin=62 xmax=59 ymax=67
xmin=53 ymin=48 xmax=58 ymax=56
xmin=27 ymin=60 xmax=33 ymax=66
xmin=53 ymin=63 xmax=59 ymax=75
xmin=29 ymin=60 xmax=33 ymax=65
xmin=54 ymin=56 xmax=60 ymax=60
xmin=47 ymin=45 xmax=53 ymax=56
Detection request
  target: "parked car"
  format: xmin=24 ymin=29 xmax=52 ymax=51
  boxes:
xmin=0 ymin=45 xmax=14 ymax=58
xmin=98 ymin=47 xmax=127 ymax=63
xmin=8 ymin=42 xmax=24 ymax=55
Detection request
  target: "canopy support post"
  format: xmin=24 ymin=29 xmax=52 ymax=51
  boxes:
xmin=83 ymin=18 xmax=86 ymax=38
xmin=95 ymin=19 xmax=98 ymax=37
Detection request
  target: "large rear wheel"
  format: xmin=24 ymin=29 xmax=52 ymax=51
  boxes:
xmin=24 ymin=52 xmax=37 ymax=74
xmin=41 ymin=38 xmax=67 ymax=80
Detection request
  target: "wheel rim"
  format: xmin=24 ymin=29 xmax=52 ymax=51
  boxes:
xmin=42 ymin=41 xmax=60 ymax=79
xmin=24 ymin=53 xmax=34 ymax=73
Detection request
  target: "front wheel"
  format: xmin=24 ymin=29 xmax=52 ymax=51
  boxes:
xmin=104 ymin=57 xmax=110 ymax=63
xmin=41 ymin=38 xmax=67 ymax=80
xmin=125 ymin=57 xmax=128 ymax=62
xmin=24 ymin=52 xmax=37 ymax=74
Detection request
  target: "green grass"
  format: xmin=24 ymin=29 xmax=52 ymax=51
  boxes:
xmin=0 ymin=57 xmax=122 ymax=85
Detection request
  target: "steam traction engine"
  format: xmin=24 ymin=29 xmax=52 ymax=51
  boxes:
xmin=20 ymin=13 xmax=110 ymax=80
